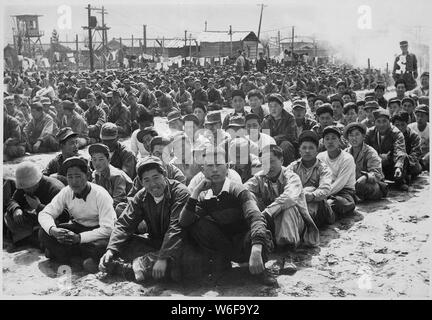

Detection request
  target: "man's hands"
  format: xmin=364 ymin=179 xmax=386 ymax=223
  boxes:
xmin=25 ymin=194 xmax=41 ymax=210
xmin=99 ymin=249 xmax=115 ymax=272
xmin=192 ymin=178 xmax=212 ymax=199
xmin=50 ymin=227 xmax=80 ymax=245
xmin=394 ymin=167 xmax=402 ymax=179
xmin=13 ymin=209 xmax=25 ymax=225
xmin=304 ymin=192 xmax=314 ymax=202
xmin=152 ymin=259 xmax=168 ymax=280
xmin=249 ymin=244 xmax=265 ymax=275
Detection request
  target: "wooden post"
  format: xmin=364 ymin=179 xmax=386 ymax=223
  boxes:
xmin=75 ymin=34 xmax=79 ymax=71
xmin=368 ymin=58 xmax=371 ymax=89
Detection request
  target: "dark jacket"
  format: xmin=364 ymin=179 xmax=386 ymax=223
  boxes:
xmin=222 ymin=109 xmax=250 ymax=130
xmin=179 ymin=180 xmax=273 ymax=252
xmin=110 ymin=141 xmax=137 ymax=179
xmin=6 ymin=175 xmax=65 ymax=214
xmin=192 ymin=88 xmax=209 ymax=105
xmin=108 ymin=102 xmax=131 ymax=138
xmin=261 ymin=109 xmax=297 ymax=144
xmin=4 ymin=114 xmax=22 ymax=143
xmin=403 ymin=127 xmax=422 ymax=167
xmin=107 ymin=179 xmax=190 ymax=260
xmin=365 ymin=125 xmax=407 ymax=169
xmin=84 ymin=106 xmax=106 ymax=131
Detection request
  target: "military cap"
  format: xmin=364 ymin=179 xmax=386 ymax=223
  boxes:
xmin=373 ymin=108 xmax=390 ymax=120
xmin=292 ymin=99 xmax=307 ymax=109
xmin=228 ymin=116 xmax=246 ymax=128
xmin=388 ymin=97 xmax=402 ymax=106
xmin=100 ymin=122 xmax=119 ymax=140
xmin=391 ymin=111 xmax=410 ymax=124
xmin=399 ymin=40 xmax=408 ymax=46
xmin=401 ymin=96 xmax=416 ymax=106
xmin=414 ymin=104 xmax=429 ymax=115
xmin=137 ymin=127 xmax=158 ymax=143
xmin=137 ymin=156 xmax=165 ymax=178
xmin=56 ymin=127 xmax=79 ymax=144
xmin=183 ymin=114 xmax=200 ymax=125
xmin=62 ymin=100 xmax=75 ymax=111
xmin=245 ymin=113 xmax=261 ymax=122
xmin=30 ymin=102 xmax=43 ymax=110
xmin=343 ymin=122 xmax=367 ymax=138
xmin=88 ymin=143 xmax=110 ymax=158
xmin=268 ymin=93 xmax=284 ymax=106
xmin=316 ymin=103 xmax=334 ymax=116
xmin=167 ymin=110 xmax=183 ymax=123
xmin=322 ymin=125 xmax=342 ymax=138
xmin=364 ymin=100 xmax=380 ymax=110
xmin=298 ymin=130 xmax=319 ymax=146
xmin=62 ymin=156 xmax=88 ymax=174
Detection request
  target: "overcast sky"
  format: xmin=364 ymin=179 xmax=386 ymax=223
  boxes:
xmin=2 ymin=0 xmax=431 ymax=68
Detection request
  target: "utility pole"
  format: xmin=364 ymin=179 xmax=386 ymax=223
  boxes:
xmin=205 ymin=21 xmax=207 ymax=32
xmin=86 ymin=4 xmax=94 ymax=71
xmin=291 ymin=26 xmax=295 ymax=54
xmin=143 ymin=24 xmax=147 ymax=53
xmin=256 ymin=3 xmax=267 ymax=58
xmin=184 ymin=30 xmax=187 ymax=58
xmin=75 ymin=34 xmax=79 ymax=71
xmin=278 ymin=30 xmax=281 ymax=54
xmin=131 ymin=34 xmax=134 ymax=49
xmin=229 ymin=25 xmax=233 ymax=57
xmin=189 ymin=33 xmax=192 ymax=62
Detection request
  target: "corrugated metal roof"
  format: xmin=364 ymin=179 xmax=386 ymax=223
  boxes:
xmin=162 ymin=39 xmax=185 ymax=48
xmin=197 ymin=31 xmax=254 ymax=43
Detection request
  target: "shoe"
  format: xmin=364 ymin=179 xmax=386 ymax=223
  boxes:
xmin=83 ymin=258 xmax=98 ymax=273
xmin=280 ymin=258 xmax=297 ymax=275
xmin=44 ymin=248 xmax=52 ymax=259
xmin=254 ymin=270 xmax=279 ymax=287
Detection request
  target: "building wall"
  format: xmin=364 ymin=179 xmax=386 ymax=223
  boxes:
xmin=200 ymin=41 xmax=243 ymax=57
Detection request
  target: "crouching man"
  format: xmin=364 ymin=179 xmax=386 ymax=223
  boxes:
xmin=179 ymin=147 xmax=277 ymax=286
xmin=317 ymin=126 xmax=357 ymax=219
xmin=98 ymin=156 xmax=190 ymax=282
xmin=344 ymin=122 xmax=388 ymax=201
xmin=287 ymin=130 xmax=334 ymax=228
xmin=245 ymin=145 xmax=319 ymax=248
xmin=38 ymin=157 xmax=117 ymax=272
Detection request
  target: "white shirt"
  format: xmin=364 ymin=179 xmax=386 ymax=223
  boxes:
xmin=130 ymin=129 xmax=150 ymax=159
xmin=408 ymin=122 xmax=430 ymax=155
xmin=246 ymin=132 xmax=276 ymax=154
xmin=317 ymin=150 xmax=356 ymax=195
xmin=38 ymin=183 xmax=117 ymax=244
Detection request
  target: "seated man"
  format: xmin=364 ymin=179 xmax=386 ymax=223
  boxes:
xmin=344 ymin=123 xmax=387 ymax=201
xmin=401 ymin=97 xmax=417 ymax=124
xmin=179 ymin=147 xmax=277 ymax=286
xmin=222 ymin=90 xmax=249 ymax=130
xmin=387 ymin=98 xmax=402 ymax=118
xmin=98 ymin=156 xmax=190 ymax=282
xmin=287 ymin=130 xmax=334 ymax=228
xmin=317 ymin=126 xmax=357 ymax=218
xmin=311 ymin=103 xmax=346 ymax=151
xmin=127 ymin=138 xmax=187 ymax=199
xmin=342 ymin=102 xmax=358 ymax=125
xmin=261 ymin=93 xmax=297 ymax=165
xmin=203 ymin=111 xmax=231 ymax=147
xmin=24 ymin=102 xmax=59 ymax=153
xmin=247 ymin=89 xmax=268 ymax=125
xmin=408 ymin=105 xmax=429 ymax=171
xmin=361 ymin=101 xmax=380 ymax=128
xmin=228 ymin=137 xmax=260 ymax=183
xmin=3 ymin=109 xmax=26 ymax=160
xmin=84 ymin=92 xmax=106 ymax=144
xmin=100 ymin=122 xmax=137 ymax=179
xmin=391 ymin=111 xmax=423 ymax=182
xmin=61 ymin=100 xmax=89 ymax=148
xmin=167 ymin=110 xmax=185 ymax=138
xmin=43 ymin=127 xmax=81 ymax=185
xmin=107 ymin=90 xmax=131 ymax=138
xmin=365 ymin=108 xmax=409 ymax=190
xmin=245 ymin=113 xmax=276 ymax=156
xmin=245 ymin=145 xmax=319 ymax=248
xmin=292 ymin=99 xmax=317 ymax=138
xmin=89 ymin=143 xmax=133 ymax=212
xmin=131 ymin=113 xmax=155 ymax=159
xmin=38 ymin=157 xmax=117 ymax=272
xmin=4 ymin=162 xmax=65 ymax=246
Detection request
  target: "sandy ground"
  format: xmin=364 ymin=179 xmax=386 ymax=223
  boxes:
xmin=2 ymin=96 xmax=431 ymax=298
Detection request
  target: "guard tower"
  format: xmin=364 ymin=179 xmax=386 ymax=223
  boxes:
xmin=12 ymin=15 xmax=44 ymax=57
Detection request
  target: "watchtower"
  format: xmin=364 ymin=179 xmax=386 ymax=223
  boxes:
xmin=12 ymin=14 xmax=44 ymax=57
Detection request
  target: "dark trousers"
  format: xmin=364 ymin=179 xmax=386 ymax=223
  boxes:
xmin=355 ymin=179 xmax=387 ymax=201
xmin=38 ymin=221 xmax=108 ymax=263
xmin=187 ymin=217 xmax=267 ymax=264
xmin=383 ymin=158 xmax=408 ymax=185
xmin=327 ymin=189 xmax=356 ymax=218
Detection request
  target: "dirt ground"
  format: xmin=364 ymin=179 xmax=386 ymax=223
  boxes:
xmin=2 ymin=97 xmax=431 ymax=298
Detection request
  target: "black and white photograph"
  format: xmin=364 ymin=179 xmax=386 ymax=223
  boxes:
xmin=1 ymin=0 xmax=430 ymax=300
